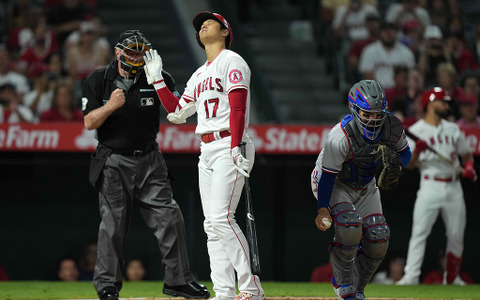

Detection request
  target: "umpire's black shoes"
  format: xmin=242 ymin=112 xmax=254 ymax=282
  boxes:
xmin=163 ymin=281 xmax=210 ymax=299
xmin=98 ymin=286 xmax=119 ymax=300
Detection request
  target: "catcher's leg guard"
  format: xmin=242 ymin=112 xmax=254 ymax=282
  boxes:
xmin=446 ymin=252 xmax=462 ymax=284
xmin=354 ymin=214 xmax=390 ymax=291
xmin=330 ymin=202 xmax=363 ymax=291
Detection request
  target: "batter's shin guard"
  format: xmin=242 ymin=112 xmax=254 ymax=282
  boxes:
xmin=446 ymin=252 xmax=462 ymax=284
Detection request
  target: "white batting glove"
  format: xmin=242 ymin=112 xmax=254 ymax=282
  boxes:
xmin=167 ymin=101 xmax=196 ymax=124
xmin=231 ymin=146 xmax=252 ymax=178
xmin=143 ymin=49 xmax=164 ymax=85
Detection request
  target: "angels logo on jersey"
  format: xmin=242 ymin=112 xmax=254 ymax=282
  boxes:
xmin=229 ymin=69 xmax=243 ymax=84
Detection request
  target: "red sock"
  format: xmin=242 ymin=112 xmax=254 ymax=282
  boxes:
xmin=446 ymin=252 xmax=462 ymax=284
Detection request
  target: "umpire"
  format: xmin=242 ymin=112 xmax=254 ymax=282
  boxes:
xmin=82 ymin=30 xmax=209 ymax=300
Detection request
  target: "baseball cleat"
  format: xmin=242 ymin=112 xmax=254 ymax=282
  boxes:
xmin=163 ymin=281 xmax=210 ymax=299
xmin=395 ymin=276 xmax=419 ymax=285
xmin=235 ymin=292 xmax=265 ymax=300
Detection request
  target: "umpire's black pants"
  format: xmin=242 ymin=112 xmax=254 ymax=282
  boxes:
xmin=93 ymin=146 xmax=193 ymax=292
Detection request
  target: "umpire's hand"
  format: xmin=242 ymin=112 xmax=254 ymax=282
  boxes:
xmin=108 ymin=88 xmax=126 ymax=109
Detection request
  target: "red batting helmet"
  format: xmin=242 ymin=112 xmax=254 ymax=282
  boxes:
xmin=193 ymin=11 xmax=233 ymax=49
xmin=422 ymin=87 xmax=451 ymax=110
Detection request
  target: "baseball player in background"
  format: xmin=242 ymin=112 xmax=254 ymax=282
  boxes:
xmin=396 ymin=87 xmax=477 ymax=285
xmin=143 ymin=11 xmax=264 ymax=300
xmin=311 ymin=80 xmax=412 ymax=300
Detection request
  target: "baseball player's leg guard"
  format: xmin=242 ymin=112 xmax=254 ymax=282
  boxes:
xmin=354 ymin=214 xmax=390 ymax=291
xmin=446 ymin=252 xmax=462 ymax=284
xmin=330 ymin=202 xmax=363 ymax=291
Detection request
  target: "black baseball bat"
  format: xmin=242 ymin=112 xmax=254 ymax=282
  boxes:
xmin=239 ymin=142 xmax=261 ymax=275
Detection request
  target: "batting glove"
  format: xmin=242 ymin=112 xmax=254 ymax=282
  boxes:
xmin=231 ymin=146 xmax=252 ymax=178
xmin=143 ymin=49 xmax=164 ymax=85
xmin=462 ymin=161 xmax=477 ymax=181
xmin=167 ymin=101 xmax=196 ymax=124
xmin=414 ymin=139 xmax=428 ymax=154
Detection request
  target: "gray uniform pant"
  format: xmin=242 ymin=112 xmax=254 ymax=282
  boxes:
xmin=93 ymin=147 xmax=193 ymax=292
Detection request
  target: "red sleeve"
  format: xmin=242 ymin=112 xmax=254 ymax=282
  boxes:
xmin=228 ymin=88 xmax=247 ymax=149
xmin=154 ymin=82 xmax=180 ymax=113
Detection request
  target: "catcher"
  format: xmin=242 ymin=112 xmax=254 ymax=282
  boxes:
xmin=310 ymin=80 xmax=411 ymax=300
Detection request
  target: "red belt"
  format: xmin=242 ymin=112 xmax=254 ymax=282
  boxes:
xmin=201 ymin=130 xmax=231 ymax=143
xmin=424 ymin=175 xmax=458 ymax=182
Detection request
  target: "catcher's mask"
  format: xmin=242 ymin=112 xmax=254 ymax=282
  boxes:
xmin=193 ymin=11 xmax=233 ymax=49
xmin=115 ymin=30 xmax=151 ymax=82
xmin=348 ymin=80 xmax=387 ymax=141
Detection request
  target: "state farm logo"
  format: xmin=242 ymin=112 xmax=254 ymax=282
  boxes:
xmin=0 ymin=125 xmax=59 ymax=148
xmin=156 ymin=126 xmax=200 ymax=151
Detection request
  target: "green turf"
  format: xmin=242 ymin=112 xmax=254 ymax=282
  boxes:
xmin=0 ymin=281 xmax=479 ymax=300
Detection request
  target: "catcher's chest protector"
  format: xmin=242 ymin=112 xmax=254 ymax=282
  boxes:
xmin=338 ymin=115 xmax=403 ymax=188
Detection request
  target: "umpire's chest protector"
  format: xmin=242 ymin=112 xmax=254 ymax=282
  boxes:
xmin=338 ymin=115 xmax=403 ymax=188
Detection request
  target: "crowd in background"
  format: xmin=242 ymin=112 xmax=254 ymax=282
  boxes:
xmin=0 ymin=0 xmax=110 ymax=123
xmin=317 ymin=0 xmax=480 ymax=128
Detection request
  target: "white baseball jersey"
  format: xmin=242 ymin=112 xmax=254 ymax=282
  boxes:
xmin=179 ymin=49 xmax=251 ymax=135
xmin=402 ymin=118 xmax=469 ymax=281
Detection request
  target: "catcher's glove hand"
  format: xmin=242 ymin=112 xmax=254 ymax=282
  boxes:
xmin=377 ymin=145 xmax=403 ymax=190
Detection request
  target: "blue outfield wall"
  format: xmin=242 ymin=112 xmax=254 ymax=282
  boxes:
xmin=0 ymin=152 xmax=479 ymax=282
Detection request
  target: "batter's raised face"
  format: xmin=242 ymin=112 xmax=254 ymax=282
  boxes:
xmin=198 ymin=19 xmax=229 ymax=47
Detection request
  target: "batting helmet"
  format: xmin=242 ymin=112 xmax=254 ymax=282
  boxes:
xmin=348 ymin=80 xmax=387 ymax=141
xmin=421 ymin=87 xmax=451 ymax=110
xmin=193 ymin=11 xmax=233 ymax=49
xmin=115 ymin=30 xmax=151 ymax=81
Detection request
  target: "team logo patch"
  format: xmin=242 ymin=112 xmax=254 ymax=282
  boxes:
xmin=229 ymin=69 xmax=243 ymax=84
xmin=141 ymin=97 xmax=154 ymax=106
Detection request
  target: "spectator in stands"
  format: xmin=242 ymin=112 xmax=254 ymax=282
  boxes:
xmin=418 ymin=24 xmax=449 ymax=88
xmin=358 ymin=21 xmax=416 ymax=89
xmin=348 ymin=12 xmax=381 ymax=84
xmin=425 ymin=0 xmax=458 ymax=30
xmin=310 ymin=260 xmax=333 ymax=282
xmin=444 ymin=31 xmax=479 ymax=75
xmin=436 ymin=62 xmax=464 ymax=119
xmin=22 ymin=66 xmax=55 ymax=120
xmin=456 ymin=95 xmax=480 ymax=128
xmin=64 ymin=20 xmax=111 ymax=60
xmin=45 ymin=0 xmax=104 ymax=47
xmin=0 ymin=83 xmax=34 ymax=123
xmin=385 ymin=65 xmax=409 ymax=108
xmin=58 ymin=258 xmax=79 ymax=281
xmin=385 ymin=0 xmax=431 ymax=33
xmin=66 ymin=20 xmax=109 ymax=101
xmin=398 ymin=19 xmax=423 ymax=59
xmin=371 ymin=252 xmax=406 ymax=284
xmin=5 ymin=0 xmax=39 ymax=35
xmin=459 ymin=71 xmax=480 ymax=108
xmin=77 ymin=242 xmax=97 ymax=281
xmin=39 ymin=80 xmax=83 ymax=122
xmin=6 ymin=6 xmax=43 ymax=62
xmin=125 ymin=259 xmax=146 ymax=281
xmin=390 ymin=67 xmax=425 ymax=123
xmin=0 ymin=45 xmax=30 ymax=98
xmin=17 ymin=16 xmax=59 ymax=79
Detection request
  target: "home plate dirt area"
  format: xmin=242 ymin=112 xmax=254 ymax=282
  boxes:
xmin=80 ymin=298 xmax=428 ymax=300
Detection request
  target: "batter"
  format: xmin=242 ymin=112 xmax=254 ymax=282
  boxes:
xmin=143 ymin=11 xmax=264 ymax=300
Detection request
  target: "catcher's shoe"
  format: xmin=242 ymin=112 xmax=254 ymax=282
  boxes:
xmin=235 ymin=292 xmax=265 ymax=300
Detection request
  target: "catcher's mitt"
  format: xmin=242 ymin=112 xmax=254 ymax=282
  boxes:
xmin=377 ymin=145 xmax=403 ymax=190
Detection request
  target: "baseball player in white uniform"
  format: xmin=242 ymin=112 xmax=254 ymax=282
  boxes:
xmin=396 ymin=87 xmax=477 ymax=285
xmin=142 ymin=11 xmax=264 ymax=300
xmin=311 ymin=80 xmax=411 ymax=300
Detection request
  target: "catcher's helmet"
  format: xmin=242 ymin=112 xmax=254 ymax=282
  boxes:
xmin=421 ymin=87 xmax=451 ymax=110
xmin=348 ymin=80 xmax=387 ymax=141
xmin=115 ymin=30 xmax=151 ymax=81
xmin=193 ymin=11 xmax=233 ymax=49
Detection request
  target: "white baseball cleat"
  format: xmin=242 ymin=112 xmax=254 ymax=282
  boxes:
xmin=395 ymin=275 xmax=419 ymax=285
xmin=235 ymin=292 xmax=265 ymax=300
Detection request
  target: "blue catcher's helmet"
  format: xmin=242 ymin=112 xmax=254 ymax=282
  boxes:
xmin=348 ymin=80 xmax=387 ymax=141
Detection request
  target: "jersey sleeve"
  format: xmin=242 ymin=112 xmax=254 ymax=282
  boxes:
xmin=320 ymin=124 xmax=350 ymax=173
xmin=81 ymin=70 xmax=103 ymax=115
xmin=455 ymin=127 xmax=471 ymax=156
xmin=225 ymin=55 xmax=251 ymax=94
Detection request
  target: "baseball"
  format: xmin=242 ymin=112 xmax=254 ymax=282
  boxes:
xmin=322 ymin=217 xmax=331 ymax=228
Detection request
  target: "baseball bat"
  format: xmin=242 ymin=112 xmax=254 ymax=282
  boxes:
xmin=404 ymin=128 xmax=465 ymax=172
xmin=239 ymin=142 xmax=261 ymax=275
